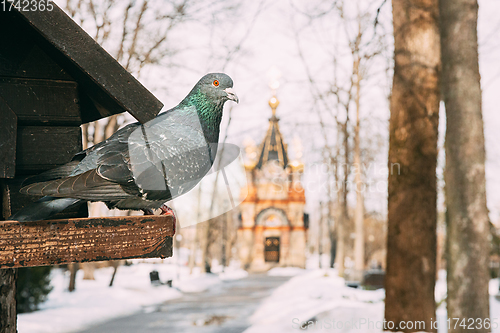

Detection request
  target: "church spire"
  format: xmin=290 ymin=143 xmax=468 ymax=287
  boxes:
xmin=255 ymin=94 xmax=289 ymax=169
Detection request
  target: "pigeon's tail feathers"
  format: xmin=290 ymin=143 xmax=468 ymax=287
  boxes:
xmin=20 ymin=169 xmax=132 ymax=201
xmin=9 ymin=196 xmax=83 ymax=222
xmin=21 ymin=161 xmax=81 ymax=187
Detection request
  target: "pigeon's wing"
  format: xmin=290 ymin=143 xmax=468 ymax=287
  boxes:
xmin=19 ymin=122 xmax=142 ymax=200
xmin=20 ymin=123 xmax=141 ymax=190
xmin=20 ymin=169 xmax=134 ymax=200
xmin=70 ymin=122 xmax=141 ymax=177
xmin=126 ymin=109 xmax=215 ymax=201
xmin=20 ymin=109 xmax=216 ymax=203
xmin=21 ymin=160 xmax=81 ymax=187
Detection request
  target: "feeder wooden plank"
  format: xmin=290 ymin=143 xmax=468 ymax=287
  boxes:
xmin=15 ymin=126 xmax=82 ymax=174
xmin=0 ymin=96 xmax=17 ymax=179
xmin=0 ymin=215 xmax=175 ymax=268
xmin=0 ymin=78 xmax=81 ymax=126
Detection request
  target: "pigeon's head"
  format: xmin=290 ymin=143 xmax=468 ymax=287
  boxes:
xmin=196 ymin=73 xmax=239 ymax=104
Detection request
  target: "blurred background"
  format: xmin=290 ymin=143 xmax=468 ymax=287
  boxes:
xmin=15 ymin=0 xmax=500 ymax=332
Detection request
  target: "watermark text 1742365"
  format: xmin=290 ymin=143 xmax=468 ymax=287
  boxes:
xmin=2 ymin=0 xmax=54 ymax=12
xmin=291 ymin=317 xmax=499 ymax=331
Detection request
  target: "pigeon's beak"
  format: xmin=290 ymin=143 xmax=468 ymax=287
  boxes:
xmin=224 ymin=88 xmax=239 ymax=104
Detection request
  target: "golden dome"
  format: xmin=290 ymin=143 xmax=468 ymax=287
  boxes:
xmin=268 ymin=96 xmax=280 ymax=110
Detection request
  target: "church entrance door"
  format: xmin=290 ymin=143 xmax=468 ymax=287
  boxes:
xmin=264 ymin=237 xmax=280 ymax=262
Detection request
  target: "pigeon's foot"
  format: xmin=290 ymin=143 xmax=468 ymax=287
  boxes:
xmin=159 ymin=204 xmax=174 ymax=216
xmin=160 ymin=204 xmax=176 ymax=234
xmin=142 ymin=205 xmax=175 ymax=233
xmin=142 ymin=206 xmax=174 ymax=216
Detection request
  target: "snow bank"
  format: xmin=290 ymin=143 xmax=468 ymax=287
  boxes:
xmin=17 ymin=264 xmax=182 ymax=333
xmin=246 ymin=268 xmax=500 ymax=333
xmin=245 ymin=269 xmax=385 ymax=333
xmin=17 ymin=260 xmax=248 ymax=333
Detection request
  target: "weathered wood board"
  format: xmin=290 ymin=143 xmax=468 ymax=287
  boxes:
xmin=0 ymin=78 xmax=81 ymax=126
xmin=1 ymin=177 xmax=88 ymax=221
xmin=0 ymin=97 xmax=17 ymax=179
xmin=0 ymin=215 xmax=175 ymax=268
xmin=15 ymin=126 xmax=82 ymax=174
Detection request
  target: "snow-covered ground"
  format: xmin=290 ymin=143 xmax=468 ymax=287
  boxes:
xmin=244 ymin=268 xmax=385 ymax=333
xmin=244 ymin=268 xmax=500 ymax=333
xmin=17 ymin=260 xmax=500 ymax=333
xmin=17 ymin=260 xmax=248 ymax=333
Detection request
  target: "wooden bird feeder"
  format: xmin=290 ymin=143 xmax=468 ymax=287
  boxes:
xmin=0 ymin=3 xmax=176 ymax=332
xmin=0 ymin=4 xmax=175 ymax=268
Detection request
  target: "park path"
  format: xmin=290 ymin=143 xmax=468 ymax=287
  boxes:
xmin=77 ymin=274 xmax=290 ymax=333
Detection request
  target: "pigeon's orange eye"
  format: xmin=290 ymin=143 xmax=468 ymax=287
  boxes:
xmin=213 ymin=80 xmax=220 ymax=87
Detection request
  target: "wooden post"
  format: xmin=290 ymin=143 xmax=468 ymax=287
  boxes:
xmin=0 ymin=268 xmax=16 ymax=333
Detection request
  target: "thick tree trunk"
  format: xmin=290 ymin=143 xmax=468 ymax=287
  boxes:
xmin=439 ymin=0 xmax=490 ymax=330
xmin=385 ymin=0 xmax=441 ymax=331
xmin=0 ymin=269 xmax=16 ymax=333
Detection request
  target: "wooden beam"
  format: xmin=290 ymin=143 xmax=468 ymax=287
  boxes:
xmin=15 ymin=126 xmax=82 ymax=174
xmin=0 ymin=215 xmax=175 ymax=268
xmin=0 ymin=96 xmax=17 ymax=179
xmin=0 ymin=78 xmax=81 ymax=126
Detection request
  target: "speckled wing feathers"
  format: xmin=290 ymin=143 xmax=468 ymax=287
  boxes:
xmin=19 ymin=107 xmax=216 ymax=204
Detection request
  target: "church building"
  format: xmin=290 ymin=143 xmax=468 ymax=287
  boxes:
xmin=237 ymin=95 xmax=308 ymax=271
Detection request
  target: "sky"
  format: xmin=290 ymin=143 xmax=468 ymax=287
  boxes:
xmin=56 ymin=0 xmax=500 ymax=225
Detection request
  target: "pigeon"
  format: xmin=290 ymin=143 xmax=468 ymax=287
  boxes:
xmin=9 ymin=73 xmax=239 ymax=222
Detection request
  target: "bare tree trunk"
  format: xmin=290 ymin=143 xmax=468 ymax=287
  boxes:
xmin=318 ymin=202 xmax=324 ymax=269
xmin=82 ymin=263 xmax=96 ymax=280
xmin=439 ymin=0 xmax=490 ymax=330
xmin=328 ymin=200 xmax=336 ymax=268
xmin=221 ymin=212 xmax=227 ymax=270
xmin=188 ymin=225 xmax=198 ymax=274
xmin=202 ymin=218 xmax=220 ymax=273
xmin=109 ymin=261 xmax=120 ymax=287
xmin=336 ymin=121 xmax=350 ymax=277
xmin=68 ymin=263 xmax=78 ymax=292
xmin=104 ymin=115 xmax=119 ymax=140
xmin=189 ymin=185 xmax=203 ymax=274
xmin=334 ymin=209 xmax=345 ymax=276
xmin=326 ymin=163 xmax=337 ymax=269
xmin=199 ymin=221 xmax=211 ymax=273
xmin=353 ymin=56 xmax=365 ymax=274
xmin=385 ymin=0 xmax=441 ymax=331
xmin=226 ymin=210 xmax=235 ymax=264
xmin=333 ymin=124 xmax=347 ymax=276
xmin=82 ymin=123 xmax=89 ymax=150
xmin=93 ymin=120 xmax=104 ymax=146
xmin=0 ymin=268 xmax=16 ymax=333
